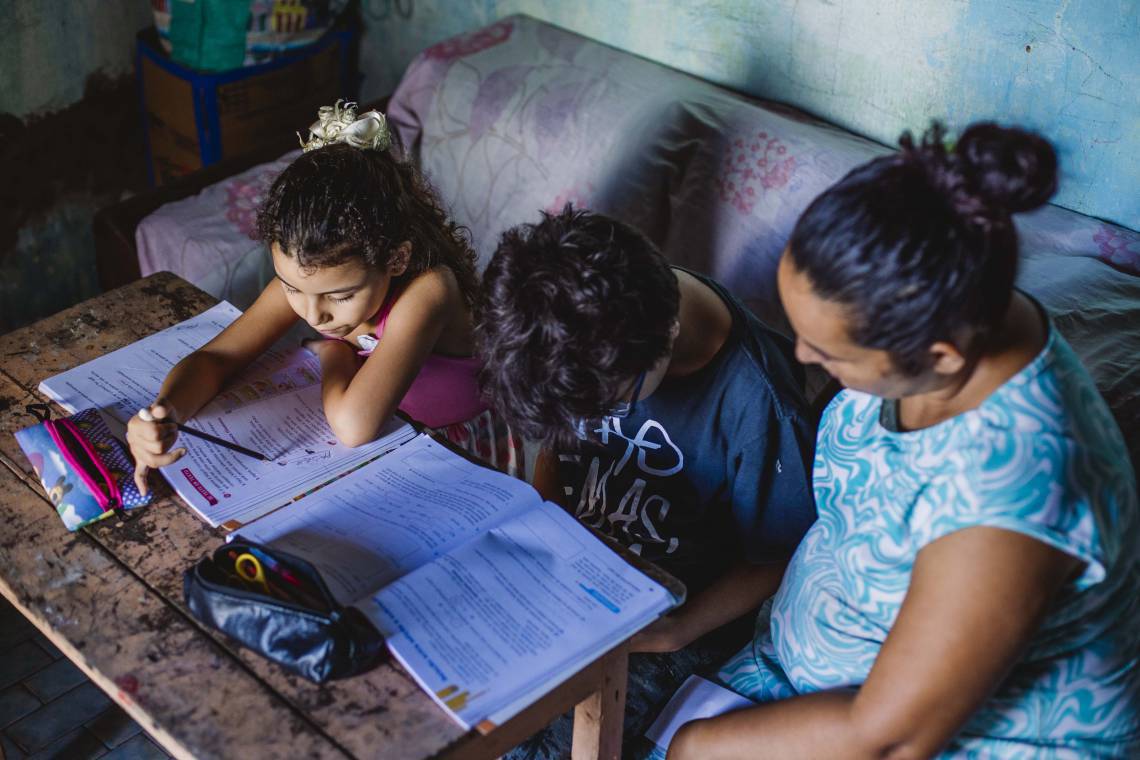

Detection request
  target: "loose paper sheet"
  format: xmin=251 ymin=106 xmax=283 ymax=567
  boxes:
xmin=643 ymin=674 xmax=755 ymax=754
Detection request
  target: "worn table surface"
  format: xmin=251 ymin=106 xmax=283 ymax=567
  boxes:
xmin=0 ymin=272 xmax=681 ymax=760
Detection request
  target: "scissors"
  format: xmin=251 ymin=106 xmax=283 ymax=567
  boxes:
xmin=247 ymin=547 xmax=302 ymax=588
xmin=234 ymin=553 xmax=272 ymax=596
xmin=232 ymin=550 xmax=327 ymax=609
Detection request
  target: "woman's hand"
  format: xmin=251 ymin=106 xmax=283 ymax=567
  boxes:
xmin=666 ymin=719 xmax=705 ymax=760
xmin=656 ymin=528 xmax=1081 ymax=759
xmin=127 ymin=401 xmax=186 ymax=495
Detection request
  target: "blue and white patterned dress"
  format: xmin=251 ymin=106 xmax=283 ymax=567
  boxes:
xmin=717 ymin=325 xmax=1140 ymax=757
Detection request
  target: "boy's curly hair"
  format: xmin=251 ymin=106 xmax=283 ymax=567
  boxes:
xmin=477 ymin=205 xmax=680 ymax=445
xmin=256 ymin=143 xmax=479 ymax=305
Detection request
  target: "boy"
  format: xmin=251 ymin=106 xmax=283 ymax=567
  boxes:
xmin=478 ymin=206 xmax=817 ymax=756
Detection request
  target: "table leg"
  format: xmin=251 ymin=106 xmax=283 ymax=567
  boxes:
xmin=570 ymin=642 xmax=628 ymax=760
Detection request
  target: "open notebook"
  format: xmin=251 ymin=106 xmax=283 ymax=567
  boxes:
xmin=235 ymin=432 xmax=678 ymax=730
xmin=38 ymin=302 xmax=681 ymax=729
xmin=38 ymin=302 xmax=417 ymax=528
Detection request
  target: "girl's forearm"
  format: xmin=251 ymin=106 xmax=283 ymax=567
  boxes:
xmin=156 ymin=351 xmax=237 ymax=421
xmin=317 ymin=343 xmax=392 ymax=446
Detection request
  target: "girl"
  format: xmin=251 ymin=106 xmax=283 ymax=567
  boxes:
xmin=128 ymin=103 xmax=521 ymax=492
xmin=668 ymin=123 xmax=1139 ymax=758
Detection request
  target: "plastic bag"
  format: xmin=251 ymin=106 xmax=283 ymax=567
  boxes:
xmin=155 ymin=0 xmax=339 ymax=71
xmin=169 ymin=0 xmax=251 ymax=71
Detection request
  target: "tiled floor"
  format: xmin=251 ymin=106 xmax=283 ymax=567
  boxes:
xmin=0 ymin=595 xmax=170 ymax=759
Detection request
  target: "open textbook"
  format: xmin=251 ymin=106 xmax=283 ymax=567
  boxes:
xmin=38 ymin=302 xmax=418 ymax=528
xmin=235 ymin=432 xmax=680 ymax=730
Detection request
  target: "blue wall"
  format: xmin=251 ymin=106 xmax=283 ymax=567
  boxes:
xmin=358 ymin=0 xmax=1139 ymax=230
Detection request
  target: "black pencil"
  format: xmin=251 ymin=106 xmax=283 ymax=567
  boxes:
xmin=175 ymin=423 xmax=271 ymax=461
xmin=137 ymin=407 xmax=271 ymax=462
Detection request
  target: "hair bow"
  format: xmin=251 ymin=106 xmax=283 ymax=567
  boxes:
xmin=299 ymin=100 xmax=392 ymax=152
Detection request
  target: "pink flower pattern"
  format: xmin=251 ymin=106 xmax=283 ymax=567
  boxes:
xmin=545 ymin=183 xmax=596 ymax=214
xmin=424 ymin=20 xmax=513 ymax=62
xmin=224 ymin=169 xmax=279 ymax=239
xmin=1092 ymin=224 xmax=1140 ymax=277
xmin=716 ymin=132 xmax=797 ymax=214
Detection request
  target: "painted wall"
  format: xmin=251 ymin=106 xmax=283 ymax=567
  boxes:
xmin=358 ymin=0 xmax=1139 ymax=230
xmin=0 ymin=1 xmax=152 ymax=334
xmin=1 ymin=0 xmax=1133 ymax=334
xmin=0 ymin=0 xmax=152 ymax=117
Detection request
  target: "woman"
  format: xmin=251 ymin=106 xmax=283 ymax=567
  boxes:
xmin=669 ymin=123 xmax=1139 ymax=758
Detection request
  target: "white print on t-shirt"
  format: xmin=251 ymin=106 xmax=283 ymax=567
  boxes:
xmin=594 ymin=417 xmax=684 ymax=477
xmin=560 ymin=416 xmax=684 ymax=555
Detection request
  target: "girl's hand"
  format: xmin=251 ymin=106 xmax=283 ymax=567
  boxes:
xmin=127 ymin=401 xmax=186 ymax=496
xmin=302 ymin=337 xmax=356 ymax=360
xmin=301 ymin=337 xmax=327 ymax=354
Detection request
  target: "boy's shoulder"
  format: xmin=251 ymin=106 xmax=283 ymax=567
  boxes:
xmin=685 ymin=271 xmax=809 ymax=425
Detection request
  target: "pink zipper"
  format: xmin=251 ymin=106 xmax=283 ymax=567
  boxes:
xmin=45 ymin=418 xmax=122 ymax=512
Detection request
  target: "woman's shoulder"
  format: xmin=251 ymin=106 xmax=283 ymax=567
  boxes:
xmin=941 ymin=331 xmax=1135 ymax=533
xmin=981 ymin=328 xmax=1124 ymax=453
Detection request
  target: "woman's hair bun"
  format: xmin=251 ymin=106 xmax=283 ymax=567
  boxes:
xmin=954 ymin=122 xmax=1057 ymax=214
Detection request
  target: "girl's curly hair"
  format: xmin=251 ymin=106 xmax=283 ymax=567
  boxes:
xmin=256 ymin=142 xmax=478 ymax=305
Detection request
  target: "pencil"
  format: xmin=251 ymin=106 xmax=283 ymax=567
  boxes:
xmin=175 ymin=423 xmax=271 ymax=462
xmin=137 ymin=408 xmax=270 ymax=462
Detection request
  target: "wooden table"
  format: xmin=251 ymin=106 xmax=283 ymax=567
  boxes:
xmin=0 ymin=273 xmax=682 ymax=760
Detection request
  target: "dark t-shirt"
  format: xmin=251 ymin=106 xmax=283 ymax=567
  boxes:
xmin=557 ymin=271 xmax=818 ymax=593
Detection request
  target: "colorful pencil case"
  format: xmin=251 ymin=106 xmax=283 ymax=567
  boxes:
xmin=14 ymin=405 xmax=153 ymax=531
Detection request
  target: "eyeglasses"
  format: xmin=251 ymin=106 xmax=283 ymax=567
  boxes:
xmin=572 ymin=370 xmax=647 ymax=439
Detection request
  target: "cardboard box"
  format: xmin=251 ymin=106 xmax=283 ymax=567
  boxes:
xmin=136 ymin=27 xmax=356 ymax=186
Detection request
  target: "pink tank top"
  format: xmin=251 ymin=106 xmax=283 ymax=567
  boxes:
xmin=351 ymin=284 xmax=488 ymax=429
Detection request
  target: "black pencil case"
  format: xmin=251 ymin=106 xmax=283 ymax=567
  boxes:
xmin=183 ymin=540 xmax=387 ymax=683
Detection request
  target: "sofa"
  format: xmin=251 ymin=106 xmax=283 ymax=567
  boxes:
xmin=102 ymin=14 xmax=1140 ymax=468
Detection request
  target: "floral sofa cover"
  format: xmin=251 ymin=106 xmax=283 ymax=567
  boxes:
xmin=136 ymin=14 xmax=1140 ymax=465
